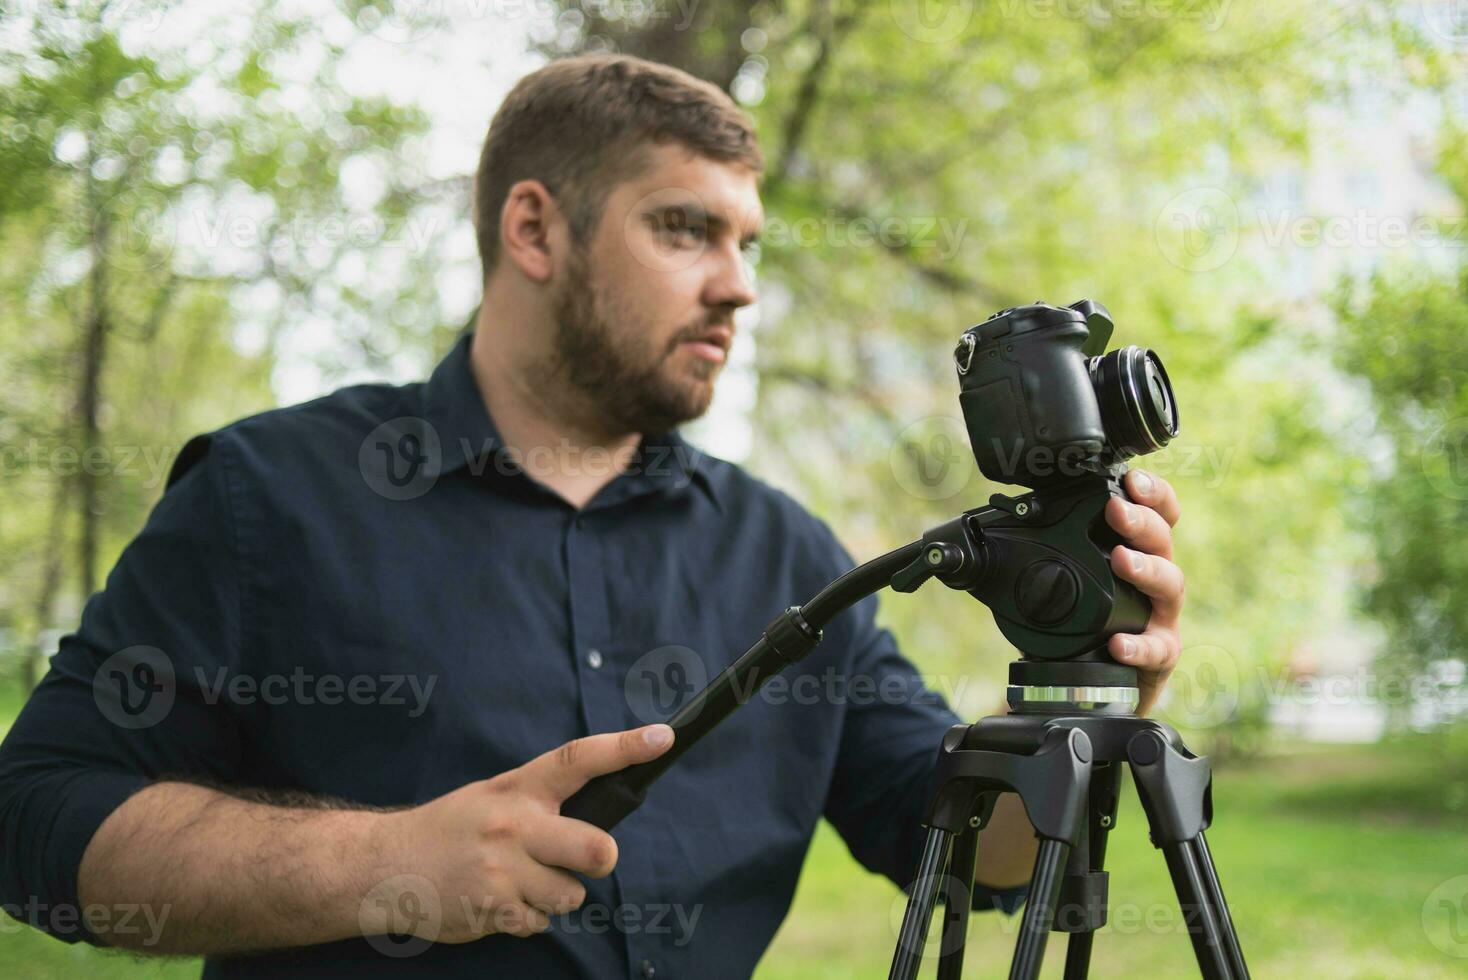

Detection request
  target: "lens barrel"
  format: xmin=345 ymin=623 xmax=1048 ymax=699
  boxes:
xmin=1088 ymin=346 xmax=1179 ymax=458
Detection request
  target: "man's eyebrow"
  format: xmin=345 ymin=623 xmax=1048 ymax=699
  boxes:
xmin=644 ymin=200 xmax=762 ymax=245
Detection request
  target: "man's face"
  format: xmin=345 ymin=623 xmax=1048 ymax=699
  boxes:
xmin=549 ymin=141 xmax=762 ymax=436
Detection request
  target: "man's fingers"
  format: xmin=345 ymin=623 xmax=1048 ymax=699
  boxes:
xmin=1105 ymin=497 xmax=1174 ymax=560
xmin=514 ymin=856 xmax=591 ymax=914
xmin=1108 ymin=628 xmax=1178 ymax=674
xmin=527 ymin=816 xmax=620 ymax=879
xmin=1111 ymin=546 xmax=1184 ymax=624
xmin=497 ymin=902 xmax=551 ymax=937
xmin=527 ymin=725 xmax=675 ymax=803
xmin=1125 ymin=469 xmax=1180 ymax=527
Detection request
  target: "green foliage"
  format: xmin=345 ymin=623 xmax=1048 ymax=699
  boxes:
xmin=1333 ymin=255 xmax=1468 ymax=693
xmin=0 ymin=1 xmax=442 ymax=675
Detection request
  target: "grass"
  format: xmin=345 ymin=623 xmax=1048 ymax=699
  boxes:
xmin=757 ymin=734 xmax=1468 ymax=979
xmin=2 ymin=697 xmax=1465 ymax=978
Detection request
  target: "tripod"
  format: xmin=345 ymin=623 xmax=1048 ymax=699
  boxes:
xmin=888 ymin=661 xmax=1249 ymax=980
xmin=560 ymin=476 xmax=1250 ymax=979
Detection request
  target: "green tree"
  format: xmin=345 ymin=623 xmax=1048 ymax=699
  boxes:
xmin=0 ymin=0 xmax=437 ymax=690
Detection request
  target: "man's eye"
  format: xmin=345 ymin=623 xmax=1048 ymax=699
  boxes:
xmin=664 ymin=222 xmax=705 ymax=242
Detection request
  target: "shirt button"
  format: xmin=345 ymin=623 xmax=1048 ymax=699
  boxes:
xmin=640 ymin=959 xmax=656 ymax=979
xmin=586 ymin=648 xmax=603 ymax=669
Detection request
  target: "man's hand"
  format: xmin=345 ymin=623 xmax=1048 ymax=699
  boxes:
xmin=1103 ymin=468 xmax=1184 ymax=717
xmin=370 ymin=724 xmax=675 ymax=942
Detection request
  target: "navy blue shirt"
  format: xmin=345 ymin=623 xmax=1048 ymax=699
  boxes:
xmin=0 ymin=331 xmax=1024 ymax=978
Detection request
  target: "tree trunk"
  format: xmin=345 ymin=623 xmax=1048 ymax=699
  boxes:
xmin=78 ymin=152 xmax=111 ymax=599
xmin=26 ymin=477 xmax=72 ymax=693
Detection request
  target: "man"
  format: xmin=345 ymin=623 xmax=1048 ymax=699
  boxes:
xmin=0 ymin=55 xmax=1185 ymax=978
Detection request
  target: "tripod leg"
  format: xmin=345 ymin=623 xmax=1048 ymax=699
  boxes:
xmin=1007 ymin=837 xmax=1070 ymax=980
xmin=1194 ymin=832 xmax=1249 ymax=979
xmin=935 ymin=814 xmax=981 ymax=980
xmin=889 ymin=827 xmax=955 ymax=980
xmin=1062 ymin=762 xmax=1121 ymax=980
xmin=1127 ymin=729 xmax=1235 ymax=980
xmin=1159 ymin=838 xmax=1233 ymax=980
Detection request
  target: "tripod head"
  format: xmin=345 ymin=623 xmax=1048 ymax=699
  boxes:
xmin=891 ymin=473 xmax=1149 ymax=715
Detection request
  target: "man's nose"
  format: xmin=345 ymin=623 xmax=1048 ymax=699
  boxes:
xmin=703 ymin=243 xmax=757 ymax=310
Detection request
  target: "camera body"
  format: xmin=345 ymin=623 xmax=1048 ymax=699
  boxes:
xmin=954 ymin=300 xmax=1178 ymax=488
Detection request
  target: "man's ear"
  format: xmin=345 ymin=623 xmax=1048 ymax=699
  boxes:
xmin=498 ymin=179 xmax=563 ymax=283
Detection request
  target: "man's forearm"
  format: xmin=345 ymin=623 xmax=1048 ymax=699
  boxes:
xmin=77 ymin=781 xmax=401 ymax=955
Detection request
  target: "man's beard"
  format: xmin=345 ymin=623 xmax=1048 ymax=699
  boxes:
xmin=548 ymin=246 xmax=721 ymax=436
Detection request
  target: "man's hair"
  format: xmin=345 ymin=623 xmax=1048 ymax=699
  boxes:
xmin=473 ymin=54 xmax=764 ymax=281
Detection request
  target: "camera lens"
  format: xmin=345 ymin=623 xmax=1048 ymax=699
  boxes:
xmin=1088 ymin=346 xmax=1179 ymax=458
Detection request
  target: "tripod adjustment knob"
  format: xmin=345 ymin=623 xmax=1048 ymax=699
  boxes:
xmin=1015 ymin=558 xmax=1081 ymax=625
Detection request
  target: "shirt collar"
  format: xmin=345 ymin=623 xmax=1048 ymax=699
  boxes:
xmin=421 ymin=330 xmax=722 ymax=511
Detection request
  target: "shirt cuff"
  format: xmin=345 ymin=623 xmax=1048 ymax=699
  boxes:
xmin=13 ymin=768 xmax=151 ymax=945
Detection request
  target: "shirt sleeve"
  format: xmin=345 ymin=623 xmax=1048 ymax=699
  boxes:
xmin=816 ymin=529 xmax=1028 ymax=916
xmin=0 ymin=433 xmax=247 ymax=944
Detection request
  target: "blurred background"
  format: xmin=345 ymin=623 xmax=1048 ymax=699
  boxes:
xmin=2 ymin=0 xmax=1467 ymax=976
